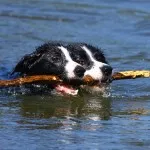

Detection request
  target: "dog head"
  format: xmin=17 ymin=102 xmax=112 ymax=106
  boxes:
xmin=12 ymin=42 xmax=112 ymax=83
xmin=11 ymin=42 xmax=112 ymax=95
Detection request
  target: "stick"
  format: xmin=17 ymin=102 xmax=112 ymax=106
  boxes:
xmin=0 ymin=70 xmax=149 ymax=87
xmin=112 ymin=70 xmax=150 ymax=80
xmin=0 ymin=75 xmax=61 ymax=87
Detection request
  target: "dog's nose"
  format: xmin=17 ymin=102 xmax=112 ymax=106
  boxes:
xmin=101 ymin=65 xmax=112 ymax=76
xmin=74 ymin=66 xmax=86 ymax=78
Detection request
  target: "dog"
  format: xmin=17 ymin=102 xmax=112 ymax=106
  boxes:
xmin=11 ymin=42 xmax=112 ymax=95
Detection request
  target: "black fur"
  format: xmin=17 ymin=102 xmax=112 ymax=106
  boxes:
xmin=12 ymin=42 xmax=66 ymax=77
xmin=11 ymin=42 xmax=111 ymax=81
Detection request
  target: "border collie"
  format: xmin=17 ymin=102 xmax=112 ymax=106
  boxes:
xmin=11 ymin=42 xmax=112 ymax=95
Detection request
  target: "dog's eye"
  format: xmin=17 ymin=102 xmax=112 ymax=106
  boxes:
xmin=95 ymin=54 xmax=106 ymax=62
xmin=79 ymin=60 xmax=85 ymax=65
xmin=52 ymin=56 xmax=59 ymax=62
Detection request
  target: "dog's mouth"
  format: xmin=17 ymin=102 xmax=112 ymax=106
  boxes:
xmin=55 ymin=84 xmax=78 ymax=96
xmin=101 ymin=77 xmax=112 ymax=84
xmin=53 ymin=76 xmax=112 ymax=96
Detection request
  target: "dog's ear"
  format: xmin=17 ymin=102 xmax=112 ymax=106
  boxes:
xmin=11 ymin=52 xmax=42 ymax=75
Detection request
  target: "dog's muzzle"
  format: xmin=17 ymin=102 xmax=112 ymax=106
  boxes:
xmin=101 ymin=65 xmax=112 ymax=76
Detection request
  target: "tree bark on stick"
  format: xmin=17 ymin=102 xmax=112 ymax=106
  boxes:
xmin=112 ymin=70 xmax=150 ymax=80
xmin=0 ymin=70 xmax=149 ymax=87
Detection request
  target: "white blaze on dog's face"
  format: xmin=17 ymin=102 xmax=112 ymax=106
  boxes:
xmin=58 ymin=46 xmax=85 ymax=79
xmin=81 ymin=45 xmax=112 ymax=82
xmin=11 ymin=42 xmax=113 ymax=95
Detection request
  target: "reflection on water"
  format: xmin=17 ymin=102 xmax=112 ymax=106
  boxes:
xmin=13 ymin=94 xmax=111 ymax=130
xmin=0 ymin=92 xmax=112 ymax=130
xmin=1 ymin=92 xmax=150 ymax=149
xmin=19 ymin=94 xmax=111 ymax=120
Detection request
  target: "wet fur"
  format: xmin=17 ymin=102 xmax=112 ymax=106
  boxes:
xmin=11 ymin=41 xmax=112 ymax=86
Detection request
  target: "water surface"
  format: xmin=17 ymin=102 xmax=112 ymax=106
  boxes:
xmin=0 ymin=0 xmax=150 ymax=149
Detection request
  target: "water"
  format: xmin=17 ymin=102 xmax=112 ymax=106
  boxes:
xmin=0 ymin=0 xmax=150 ymax=149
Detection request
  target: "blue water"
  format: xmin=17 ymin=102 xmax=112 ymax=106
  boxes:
xmin=0 ymin=0 xmax=150 ymax=149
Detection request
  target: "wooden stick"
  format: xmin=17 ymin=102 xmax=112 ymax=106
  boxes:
xmin=112 ymin=70 xmax=150 ymax=80
xmin=0 ymin=70 xmax=149 ymax=87
xmin=0 ymin=75 xmax=61 ymax=87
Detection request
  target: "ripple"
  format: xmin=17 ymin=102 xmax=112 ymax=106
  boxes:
xmin=0 ymin=11 xmax=74 ymax=22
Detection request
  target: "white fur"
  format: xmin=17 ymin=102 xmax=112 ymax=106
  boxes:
xmin=81 ymin=46 xmax=107 ymax=80
xmin=58 ymin=46 xmax=81 ymax=79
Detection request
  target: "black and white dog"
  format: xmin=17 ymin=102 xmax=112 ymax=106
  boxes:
xmin=11 ymin=42 xmax=112 ymax=95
